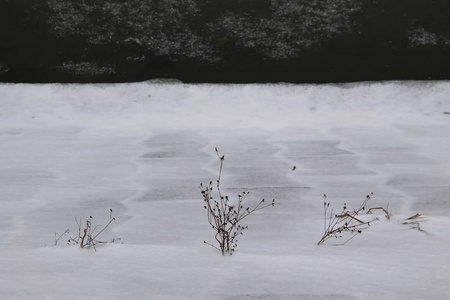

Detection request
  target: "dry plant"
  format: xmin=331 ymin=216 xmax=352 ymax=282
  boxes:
xmin=318 ymin=193 xmax=382 ymax=245
xmin=403 ymin=213 xmax=427 ymax=233
xmin=367 ymin=203 xmax=392 ymax=220
xmin=55 ymin=209 xmax=117 ymax=251
xmin=54 ymin=229 xmax=70 ymax=246
xmin=200 ymin=148 xmax=275 ymax=255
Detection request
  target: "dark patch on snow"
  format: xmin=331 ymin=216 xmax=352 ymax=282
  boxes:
xmin=1 ymin=1 xmax=450 ymax=83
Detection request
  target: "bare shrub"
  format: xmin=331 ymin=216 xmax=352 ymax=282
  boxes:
xmin=55 ymin=209 xmax=117 ymax=251
xmin=200 ymin=148 xmax=275 ymax=255
xmin=318 ymin=193 xmax=382 ymax=245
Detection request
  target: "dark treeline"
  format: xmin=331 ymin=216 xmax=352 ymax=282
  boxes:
xmin=1 ymin=0 xmax=449 ymax=83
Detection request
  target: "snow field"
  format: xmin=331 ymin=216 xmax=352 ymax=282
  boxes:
xmin=0 ymin=81 xmax=449 ymax=299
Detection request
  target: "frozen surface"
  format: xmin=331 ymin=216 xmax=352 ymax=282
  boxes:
xmin=0 ymin=81 xmax=449 ymax=299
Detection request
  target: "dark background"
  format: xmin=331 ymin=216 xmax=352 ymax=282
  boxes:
xmin=1 ymin=0 xmax=449 ymax=83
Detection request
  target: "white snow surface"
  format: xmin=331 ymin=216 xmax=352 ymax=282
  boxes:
xmin=0 ymin=81 xmax=449 ymax=300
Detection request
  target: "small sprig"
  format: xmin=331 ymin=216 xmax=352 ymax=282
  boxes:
xmin=64 ymin=209 xmax=116 ymax=251
xmin=318 ymin=193 xmax=381 ymax=245
xmin=54 ymin=229 xmax=70 ymax=246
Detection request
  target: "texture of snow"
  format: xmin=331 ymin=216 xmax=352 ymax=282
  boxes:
xmin=0 ymin=81 xmax=449 ymax=299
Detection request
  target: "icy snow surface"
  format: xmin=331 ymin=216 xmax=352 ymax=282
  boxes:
xmin=0 ymin=81 xmax=449 ymax=299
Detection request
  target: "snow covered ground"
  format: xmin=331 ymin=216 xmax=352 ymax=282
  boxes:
xmin=0 ymin=81 xmax=449 ymax=300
